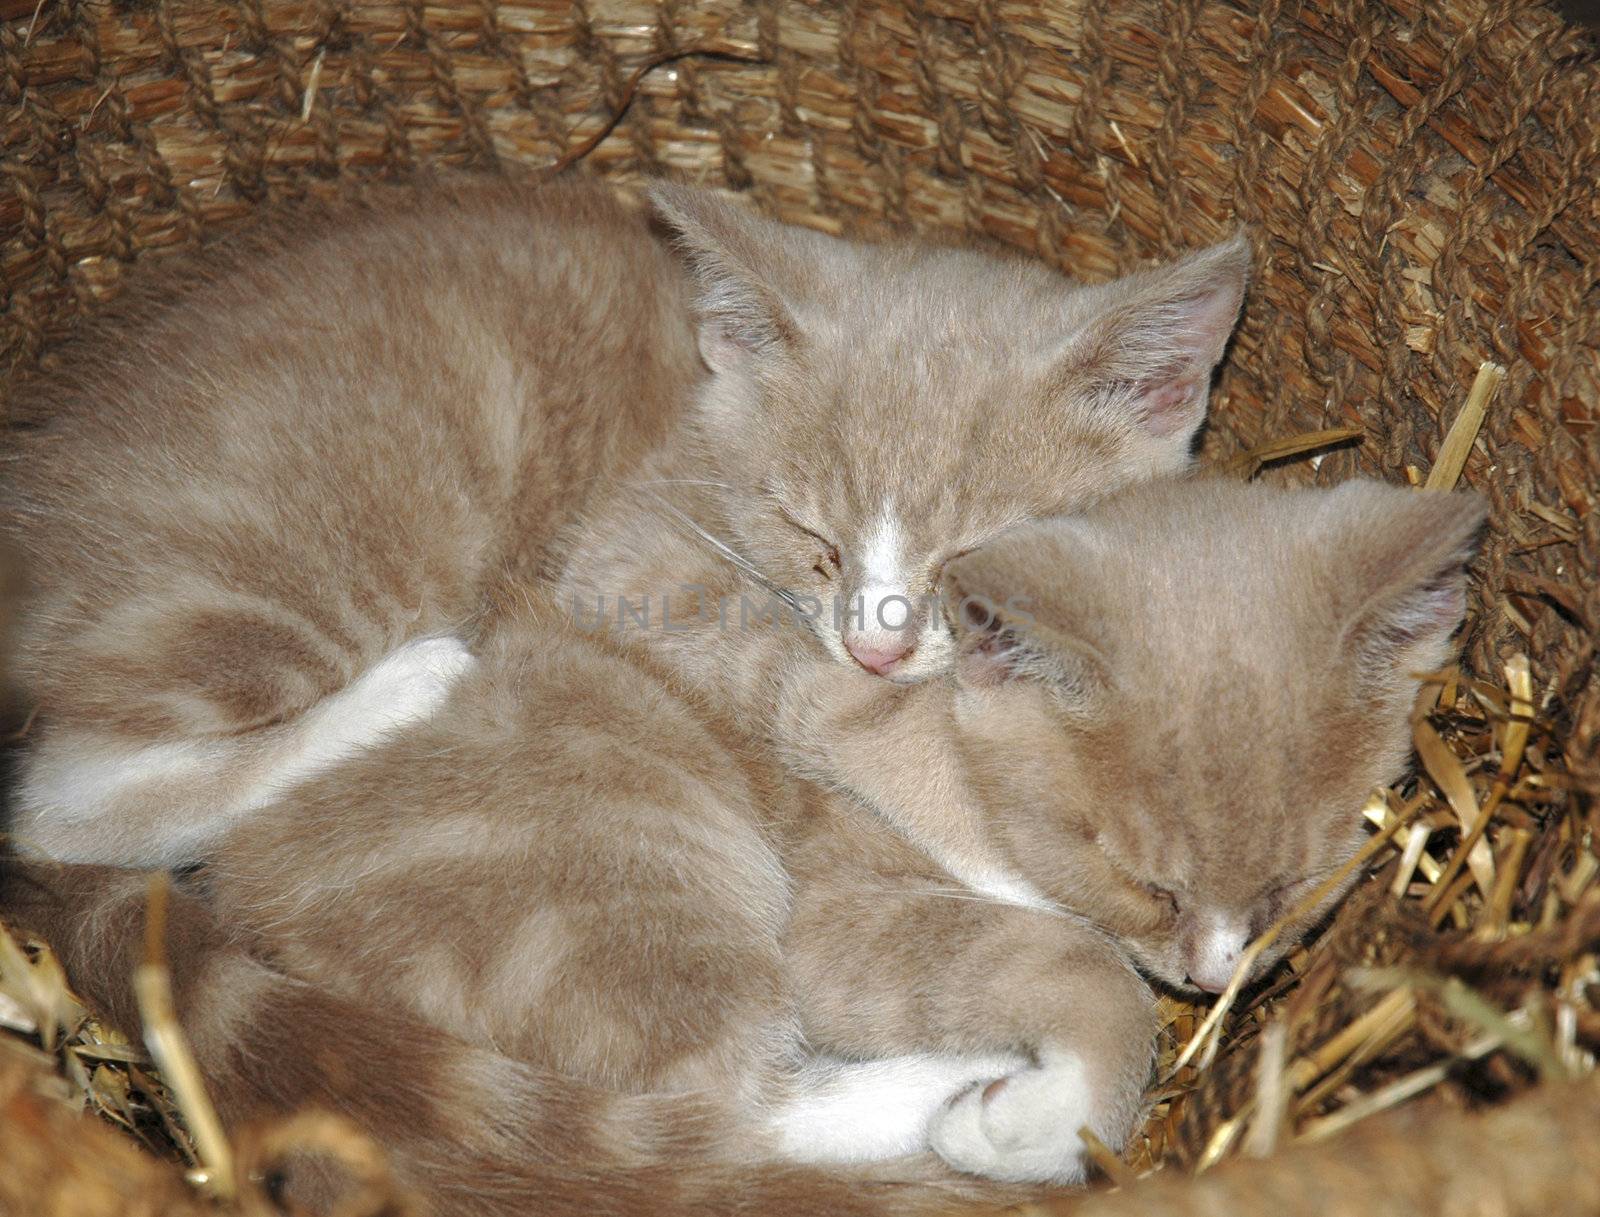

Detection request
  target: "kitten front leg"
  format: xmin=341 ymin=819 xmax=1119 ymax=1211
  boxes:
xmin=785 ymin=801 xmax=1157 ymax=1183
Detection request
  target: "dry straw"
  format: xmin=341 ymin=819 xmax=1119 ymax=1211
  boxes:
xmin=1 ymin=0 xmax=1598 ymax=1213
xmin=132 ymin=875 xmax=235 ymax=1200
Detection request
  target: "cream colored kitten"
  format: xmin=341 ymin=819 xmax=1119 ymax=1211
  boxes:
xmin=3 ymin=477 xmax=1484 ymax=1214
xmin=3 ymin=177 xmax=699 ymax=865
xmin=2 ymin=177 xmax=1248 ymax=869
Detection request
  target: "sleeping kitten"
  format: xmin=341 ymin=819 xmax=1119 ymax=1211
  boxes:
xmin=2 ymin=477 xmax=1485 ymax=1212
xmin=557 ymin=188 xmax=1248 ymax=701
xmin=2 ymin=177 xmax=1249 ymax=868
xmin=784 ymin=476 xmax=1488 ymax=997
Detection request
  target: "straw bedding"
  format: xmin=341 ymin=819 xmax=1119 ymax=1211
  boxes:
xmin=1 ymin=1 xmax=1597 ymax=1213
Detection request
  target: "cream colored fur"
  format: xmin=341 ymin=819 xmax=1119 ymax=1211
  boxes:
xmin=2 ymin=477 xmax=1483 ymax=1215
xmin=12 ymin=180 xmax=1482 ymax=1214
xmin=4 ymin=177 xmax=1249 ymax=869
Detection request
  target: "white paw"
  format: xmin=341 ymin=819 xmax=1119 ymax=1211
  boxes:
xmin=928 ymin=1049 xmax=1096 ymax=1183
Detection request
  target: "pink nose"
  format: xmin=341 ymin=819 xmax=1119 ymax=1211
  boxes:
xmin=845 ymin=638 xmax=914 ymax=675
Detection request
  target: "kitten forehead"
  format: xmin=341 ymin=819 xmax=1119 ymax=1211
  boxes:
xmin=955 ymin=478 xmax=1475 ymax=660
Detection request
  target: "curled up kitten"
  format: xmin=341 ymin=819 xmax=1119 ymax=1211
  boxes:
xmin=1 ymin=177 xmax=1249 ymax=869
xmin=782 ymin=476 xmax=1490 ymax=998
xmin=2 ymin=177 xmax=702 ymax=866
xmin=2 ymin=477 xmax=1486 ymax=1213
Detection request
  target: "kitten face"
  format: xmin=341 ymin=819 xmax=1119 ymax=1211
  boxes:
xmin=650 ymin=186 xmax=1250 ymax=682
xmin=943 ymin=478 xmax=1486 ymax=994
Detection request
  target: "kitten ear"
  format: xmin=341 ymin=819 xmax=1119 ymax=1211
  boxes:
xmin=1320 ymin=483 xmax=1488 ymax=676
xmin=649 ymin=183 xmax=811 ymax=373
xmin=1061 ymin=233 xmax=1251 ymax=461
xmin=941 ymin=529 xmax=1110 ymax=710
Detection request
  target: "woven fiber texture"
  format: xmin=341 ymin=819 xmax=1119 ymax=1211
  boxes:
xmin=3 ymin=0 xmax=1598 ymax=754
xmin=5 ymin=1 xmax=1599 ymax=757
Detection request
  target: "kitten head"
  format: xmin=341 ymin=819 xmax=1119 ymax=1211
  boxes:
xmin=941 ymin=477 xmax=1487 ymax=994
xmin=650 ymin=184 xmax=1249 ymax=682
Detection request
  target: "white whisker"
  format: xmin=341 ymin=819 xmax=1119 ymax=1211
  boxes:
xmin=628 ymin=477 xmax=736 ymax=491
xmin=916 ymin=886 xmax=1072 ymax=919
xmin=640 ymin=490 xmax=804 ymax=612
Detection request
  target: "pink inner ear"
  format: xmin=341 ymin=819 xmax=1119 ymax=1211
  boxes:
xmin=1136 ymin=376 xmax=1202 ymax=437
xmin=698 ymin=318 xmax=756 ymax=373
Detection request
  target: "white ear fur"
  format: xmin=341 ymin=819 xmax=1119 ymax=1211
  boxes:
xmin=649 ymin=183 xmax=804 ymax=373
xmin=1323 ymin=483 xmax=1488 ymax=676
xmin=942 ymin=559 xmax=1107 ymax=709
xmin=951 ymin=598 xmax=1030 ymax=688
xmin=687 ymin=256 xmax=794 ymax=372
xmin=695 ymin=311 xmax=780 ymax=374
xmin=1067 ymin=233 xmax=1252 ymax=448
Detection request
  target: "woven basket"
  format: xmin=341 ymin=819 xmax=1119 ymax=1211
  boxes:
xmin=2 ymin=2 xmax=1598 ymax=1214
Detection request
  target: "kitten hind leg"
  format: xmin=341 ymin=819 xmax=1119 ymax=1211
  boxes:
xmin=11 ymin=635 xmax=476 ymax=866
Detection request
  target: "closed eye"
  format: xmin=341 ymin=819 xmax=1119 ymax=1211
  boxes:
xmin=775 ymin=504 xmax=832 ymax=546
xmin=1092 ymin=835 xmax=1182 ymax=919
xmin=1261 ymin=866 xmax=1333 ymax=905
xmin=774 ymin=504 xmax=841 ymax=576
xmin=1252 ymin=872 xmax=1334 ymax=933
xmin=1144 ymin=883 xmax=1180 ymax=918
